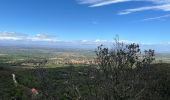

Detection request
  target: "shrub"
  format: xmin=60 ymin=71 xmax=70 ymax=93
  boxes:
xmin=65 ymin=38 xmax=155 ymax=100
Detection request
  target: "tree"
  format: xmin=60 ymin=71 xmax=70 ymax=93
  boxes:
xmin=65 ymin=37 xmax=154 ymax=100
xmin=92 ymin=38 xmax=155 ymax=100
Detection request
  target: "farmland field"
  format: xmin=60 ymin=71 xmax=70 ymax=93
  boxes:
xmin=0 ymin=47 xmax=170 ymax=67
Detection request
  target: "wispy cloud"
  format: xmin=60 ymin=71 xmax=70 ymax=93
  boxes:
xmin=142 ymin=14 xmax=170 ymax=21
xmin=78 ymin=0 xmax=170 ymax=17
xmin=78 ymin=0 xmax=131 ymax=7
xmin=90 ymin=0 xmax=131 ymax=7
xmin=119 ymin=4 xmax=170 ymax=15
xmin=29 ymin=34 xmax=58 ymax=42
xmin=149 ymin=0 xmax=170 ymax=4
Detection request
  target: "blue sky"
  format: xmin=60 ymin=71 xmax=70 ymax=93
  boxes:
xmin=0 ymin=0 xmax=170 ymax=44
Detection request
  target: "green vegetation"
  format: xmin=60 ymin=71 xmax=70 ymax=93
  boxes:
xmin=0 ymin=43 xmax=170 ymax=100
xmin=1 ymin=64 xmax=170 ymax=100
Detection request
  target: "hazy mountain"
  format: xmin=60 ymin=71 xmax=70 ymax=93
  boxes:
xmin=0 ymin=40 xmax=170 ymax=53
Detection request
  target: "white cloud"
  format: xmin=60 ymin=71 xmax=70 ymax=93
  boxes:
xmin=81 ymin=40 xmax=89 ymax=42
xmin=94 ymin=39 xmax=100 ymax=42
xmin=90 ymin=0 xmax=131 ymax=7
xmin=78 ymin=0 xmax=131 ymax=7
xmin=142 ymin=14 xmax=170 ymax=21
xmin=0 ymin=37 xmax=22 ymax=40
xmin=29 ymin=34 xmax=57 ymax=42
xmin=78 ymin=0 xmax=170 ymax=17
xmin=0 ymin=32 xmax=25 ymax=40
xmin=80 ymin=39 xmax=134 ymax=45
xmin=80 ymin=39 xmax=108 ymax=44
xmin=94 ymin=39 xmax=108 ymax=43
xmin=78 ymin=0 xmax=170 ymax=7
xmin=0 ymin=32 xmax=59 ymax=42
xmin=78 ymin=0 xmax=103 ymax=4
xmin=149 ymin=0 xmax=170 ymax=4
xmin=119 ymin=4 xmax=170 ymax=15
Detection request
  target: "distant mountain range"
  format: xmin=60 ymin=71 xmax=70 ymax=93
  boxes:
xmin=0 ymin=40 xmax=170 ymax=53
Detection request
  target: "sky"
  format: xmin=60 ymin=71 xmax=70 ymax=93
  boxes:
xmin=0 ymin=0 xmax=170 ymax=45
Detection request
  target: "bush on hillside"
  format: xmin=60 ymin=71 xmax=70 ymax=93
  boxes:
xmin=65 ymin=38 xmax=156 ymax=100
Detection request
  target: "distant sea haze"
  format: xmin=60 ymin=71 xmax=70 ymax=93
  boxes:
xmin=0 ymin=40 xmax=170 ymax=53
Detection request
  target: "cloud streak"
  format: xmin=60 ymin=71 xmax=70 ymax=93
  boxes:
xmin=78 ymin=0 xmax=170 ymax=17
xmin=89 ymin=0 xmax=131 ymax=7
xmin=119 ymin=4 xmax=170 ymax=15
xmin=142 ymin=14 xmax=170 ymax=21
xmin=78 ymin=0 xmax=132 ymax=7
xmin=29 ymin=34 xmax=58 ymax=42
